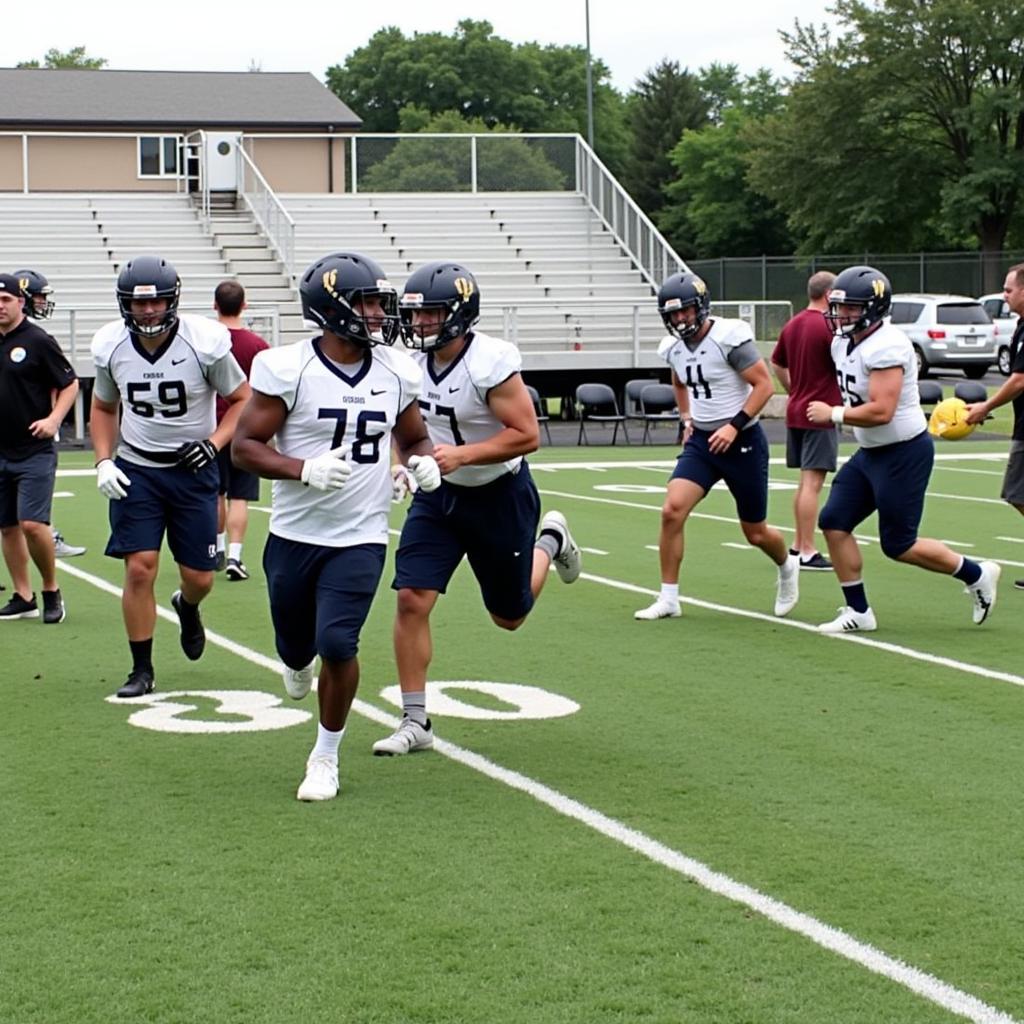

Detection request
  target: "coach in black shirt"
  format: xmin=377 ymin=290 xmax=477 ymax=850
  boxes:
xmin=0 ymin=273 xmax=78 ymax=622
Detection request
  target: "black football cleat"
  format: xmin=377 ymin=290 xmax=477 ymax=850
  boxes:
xmin=116 ymin=668 xmax=155 ymax=699
xmin=171 ymin=590 xmax=206 ymax=660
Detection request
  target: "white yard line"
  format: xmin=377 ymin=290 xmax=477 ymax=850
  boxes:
xmin=52 ymin=558 xmax=1023 ymax=1024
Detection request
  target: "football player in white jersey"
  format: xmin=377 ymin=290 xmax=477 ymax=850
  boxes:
xmin=232 ymin=252 xmax=441 ymax=802
xmin=806 ymin=265 xmax=999 ymax=632
xmin=371 ymin=261 xmax=581 ymax=757
xmin=90 ymin=256 xmax=250 ymax=698
xmin=635 ymin=271 xmax=799 ymax=622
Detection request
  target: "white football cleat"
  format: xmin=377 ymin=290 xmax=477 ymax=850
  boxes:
xmin=818 ymin=606 xmax=878 ymax=633
xmin=372 ymin=717 xmax=434 ymax=756
xmin=967 ymin=560 xmax=1000 ymax=625
xmin=774 ymin=553 xmax=800 ymax=617
xmin=296 ymin=755 xmax=339 ymax=801
xmin=282 ymin=659 xmax=316 ymax=700
xmin=634 ymin=598 xmax=681 ymax=620
xmin=541 ymin=510 xmax=581 ymax=583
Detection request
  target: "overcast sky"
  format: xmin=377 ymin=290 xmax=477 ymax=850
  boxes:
xmin=2 ymin=1 xmax=841 ymax=92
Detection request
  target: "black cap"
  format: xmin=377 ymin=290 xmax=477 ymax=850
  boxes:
xmin=0 ymin=273 xmax=24 ymax=297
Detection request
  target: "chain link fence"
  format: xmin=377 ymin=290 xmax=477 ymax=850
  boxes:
xmin=688 ymin=252 xmax=1024 ymax=310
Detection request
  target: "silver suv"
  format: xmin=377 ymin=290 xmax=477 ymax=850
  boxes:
xmin=978 ymin=293 xmax=1018 ymax=375
xmin=889 ymin=294 xmax=997 ymax=379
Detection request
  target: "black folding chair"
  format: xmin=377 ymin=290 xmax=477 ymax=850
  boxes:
xmin=525 ymin=384 xmax=553 ymax=446
xmin=639 ymin=383 xmax=679 ymax=445
xmin=918 ymin=381 xmax=944 ymax=407
xmin=575 ymin=383 xmax=629 ymax=445
xmin=953 ymin=380 xmax=987 ymax=404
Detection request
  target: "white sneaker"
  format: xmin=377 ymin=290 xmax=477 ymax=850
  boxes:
xmin=296 ymin=755 xmax=339 ymax=801
xmin=967 ymin=560 xmax=1001 ymax=625
xmin=52 ymin=531 xmax=86 ymax=558
xmin=634 ymin=598 xmax=681 ymax=620
xmin=774 ymin=553 xmax=800 ymax=616
xmin=372 ymin=717 xmax=434 ymax=756
xmin=818 ymin=606 xmax=878 ymax=633
xmin=282 ymin=659 xmax=316 ymax=700
xmin=541 ymin=510 xmax=581 ymax=583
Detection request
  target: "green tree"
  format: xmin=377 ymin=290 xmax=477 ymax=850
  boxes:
xmin=621 ymin=60 xmax=707 ymax=221
xmin=17 ymin=46 xmax=106 ymax=69
xmin=358 ymin=110 xmax=567 ymax=193
xmin=325 ymin=19 xmax=629 ymax=173
xmin=748 ymin=0 xmax=1024 ymax=281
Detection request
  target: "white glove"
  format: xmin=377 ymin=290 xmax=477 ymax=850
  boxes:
xmin=391 ymin=464 xmax=418 ymax=502
xmin=96 ymin=458 xmax=131 ymax=500
xmin=301 ymin=445 xmax=352 ymax=491
xmin=407 ymin=454 xmax=441 ymax=493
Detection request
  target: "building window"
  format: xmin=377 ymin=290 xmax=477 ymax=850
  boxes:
xmin=138 ymin=136 xmax=181 ymax=178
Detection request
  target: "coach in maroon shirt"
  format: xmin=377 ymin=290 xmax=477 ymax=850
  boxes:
xmin=771 ymin=271 xmax=842 ymax=571
xmin=213 ymin=281 xmax=269 ymax=581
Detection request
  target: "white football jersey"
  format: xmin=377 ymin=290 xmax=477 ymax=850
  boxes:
xmin=413 ymin=330 xmax=522 ymax=486
xmin=658 ymin=318 xmax=763 ymax=429
xmin=251 ymin=337 xmax=422 ymax=547
xmin=91 ymin=314 xmax=245 ymax=468
xmin=831 ymin=322 xmax=925 ymax=448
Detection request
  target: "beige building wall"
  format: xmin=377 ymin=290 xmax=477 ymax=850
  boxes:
xmin=243 ymin=136 xmax=346 ymax=193
xmin=0 ymin=134 xmax=178 ymax=192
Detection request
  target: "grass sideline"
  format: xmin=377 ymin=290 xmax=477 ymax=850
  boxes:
xmin=4 ymin=442 xmax=1024 ymax=1024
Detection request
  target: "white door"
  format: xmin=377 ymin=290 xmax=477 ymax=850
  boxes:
xmin=204 ymin=133 xmax=240 ymax=191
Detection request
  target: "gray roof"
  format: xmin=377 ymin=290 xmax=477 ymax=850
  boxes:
xmin=0 ymin=68 xmax=361 ymax=129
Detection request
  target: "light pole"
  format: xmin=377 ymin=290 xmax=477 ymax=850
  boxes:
xmin=585 ymin=0 xmax=594 ymax=150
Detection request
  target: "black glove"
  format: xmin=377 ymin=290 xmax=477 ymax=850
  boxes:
xmin=176 ymin=439 xmax=219 ymax=473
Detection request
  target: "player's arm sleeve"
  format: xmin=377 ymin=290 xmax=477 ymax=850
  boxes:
xmin=477 ymin=341 xmax=521 ymax=392
xmin=92 ymin=362 xmax=119 ymax=405
xmin=396 ymin=357 xmax=423 ymax=413
xmin=725 ymin=339 xmax=764 ymax=373
xmin=208 ymin=351 xmax=247 ymax=398
xmin=863 ymin=341 xmax=910 ymax=373
xmin=656 ymin=334 xmax=677 ymax=361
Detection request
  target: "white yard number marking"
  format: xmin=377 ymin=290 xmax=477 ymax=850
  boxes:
xmin=379 ymin=680 xmax=580 ymax=721
xmin=105 ymin=690 xmax=312 ymax=733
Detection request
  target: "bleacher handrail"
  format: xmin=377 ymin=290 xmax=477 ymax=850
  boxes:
xmin=236 ymin=145 xmax=295 ymax=283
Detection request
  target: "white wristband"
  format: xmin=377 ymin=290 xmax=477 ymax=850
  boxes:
xmin=831 ymin=405 xmax=845 ymax=425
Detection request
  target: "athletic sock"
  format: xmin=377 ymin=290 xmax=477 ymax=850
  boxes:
xmin=311 ymin=723 xmax=344 ymax=761
xmin=401 ymin=691 xmax=428 ymax=726
xmin=129 ymin=638 xmax=154 ymax=675
xmin=216 ymin=532 xmax=226 ymax=555
xmin=228 ymin=542 xmax=243 ymax=562
xmin=660 ymin=583 xmax=680 ymax=605
xmin=841 ymin=580 xmax=869 ymax=613
xmin=952 ymin=556 xmax=983 ymax=586
xmin=536 ymin=530 xmax=561 ymax=560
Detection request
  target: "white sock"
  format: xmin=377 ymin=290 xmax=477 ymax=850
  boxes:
xmin=228 ymin=542 xmax=243 ymax=561
xmin=310 ymin=723 xmax=344 ymax=761
xmin=660 ymin=583 xmax=679 ymax=605
xmin=216 ymin=532 xmax=226 ymax=554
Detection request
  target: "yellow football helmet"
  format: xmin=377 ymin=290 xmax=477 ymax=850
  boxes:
xmin=928 ymin=397 xmax=977 ymax=440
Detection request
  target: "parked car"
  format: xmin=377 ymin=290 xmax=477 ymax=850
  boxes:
xmin=889 ymin=294 xmax=998 ymax=378
xmin=978 ymin=293 xmax=1018 ymax=375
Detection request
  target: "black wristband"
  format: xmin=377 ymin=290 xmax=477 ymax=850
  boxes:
xmin=729 ymin=410 xmax=752 ymax=431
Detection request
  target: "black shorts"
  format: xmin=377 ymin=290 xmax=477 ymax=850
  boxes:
xmin=218 ymin=445 xmax=261 ymax=501
xmin=0 ymin=449 xmax=57 ymax=527
xmin=1001 ymin=441 xmax=1024 ymax=506
xmin=393 ymin=463 xmax=541 ymax=621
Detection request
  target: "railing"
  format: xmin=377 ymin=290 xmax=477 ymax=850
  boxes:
xmin=236 ymin=146 xmax=295 ymax=281
xmin=573 ymin=137 xmax=687 ymax=291
xmin=184 ymin=130 xmax=209 ymax=228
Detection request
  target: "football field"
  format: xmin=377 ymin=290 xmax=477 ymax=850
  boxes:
xmin=5 ymin=442 xmax=1024 ymax=1024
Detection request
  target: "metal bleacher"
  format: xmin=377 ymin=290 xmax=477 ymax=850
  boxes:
xmin=281 ymin=192 xmax=665 ymax=370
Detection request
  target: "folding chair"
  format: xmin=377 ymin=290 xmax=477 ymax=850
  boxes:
xmin=575 ymin=382 xmax=629 ymax=445
xmin=917 ymin=381 xmax=944 ymax=407
xmin=525 ymin=384 xmax=553 ymax=446
xmin=639 ymin=383 xmax=679 ymax=445
xmin=953 ymin=380 xmax=987 ymax=404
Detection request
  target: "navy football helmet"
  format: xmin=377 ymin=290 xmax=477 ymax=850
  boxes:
xmin=300 ymin=252 xmax=398 ymax=347
xmin=825 ymin=265 xmax=892 ymax=337
xmin=116 ymin=256 xmax=181 ymax=337
xmin=399 ymin=261 xmax=480 ymax=351
xmin=14 ymin=269 xmax=54 ymax=320
xmin=658 ymin=271 xmax=711 ymax=341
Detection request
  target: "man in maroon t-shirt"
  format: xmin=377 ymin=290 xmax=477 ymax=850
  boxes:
xmin=213 ymin=281 xmax=269 ymax=581
xmin=771 ymin=271 xmax=842 ymax=571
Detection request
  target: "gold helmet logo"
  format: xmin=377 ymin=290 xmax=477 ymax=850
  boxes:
xmin=692 ymin=276 xmax=707 ymax=295
xmin=454 ymin=276 xmax=475 ymax=301
xmin=872 ymin=278 xmax=886 ymax=297
xmin=322 ymin=268 xmax=338 ymax=298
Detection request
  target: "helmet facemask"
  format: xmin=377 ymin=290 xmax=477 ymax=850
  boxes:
xmin=660 ymin=296 xmax=708 ymax=341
